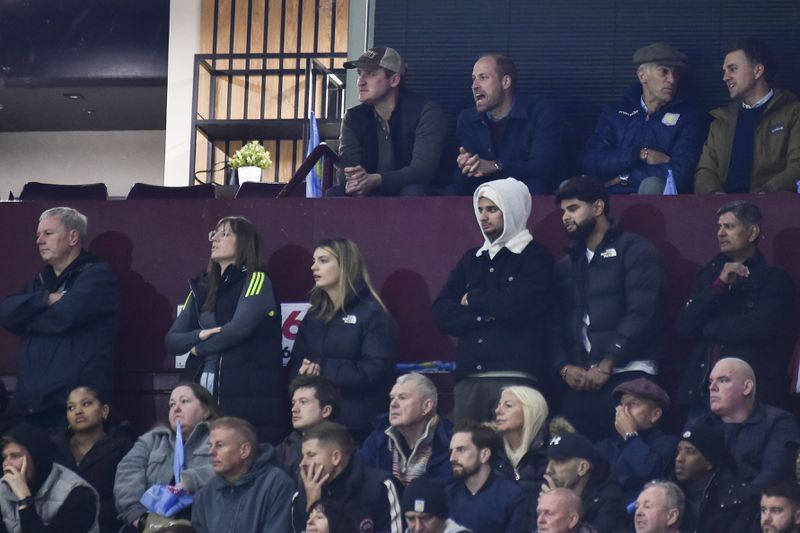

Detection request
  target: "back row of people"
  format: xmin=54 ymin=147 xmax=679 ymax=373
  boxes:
xmin=1 ymin=170 xmax=795 ymax=448
xmin=335 ymin=39 xmax=799 ymax=196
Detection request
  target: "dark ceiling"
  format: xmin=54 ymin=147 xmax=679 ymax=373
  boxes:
xmin=0 ymin=0 xmax=169 ymax=132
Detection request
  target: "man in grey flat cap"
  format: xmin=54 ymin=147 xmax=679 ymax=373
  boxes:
xmin=579 ymin=42 xmax=708 ymax=194
xmin=334 ymin=46 xmax=447 ymax=196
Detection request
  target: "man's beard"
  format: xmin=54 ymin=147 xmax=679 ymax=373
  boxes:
xmin=566 ymin=217 xmax=596 ymax=242
xmin=451 ymin=462 xmax=480 ymax=480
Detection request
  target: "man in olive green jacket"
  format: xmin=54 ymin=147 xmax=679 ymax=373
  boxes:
xmin=694 ymin=38 xmax=800 ymax=193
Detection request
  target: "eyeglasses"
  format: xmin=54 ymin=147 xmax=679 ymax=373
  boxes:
xmin=208 ymin=229 xmax=233 ymax=241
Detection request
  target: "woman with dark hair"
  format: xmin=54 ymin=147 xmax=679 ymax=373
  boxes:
xmin=51 ymin=386 xmax=135 ymax=533
xmin=0 ymin=423 xmax=98 ymax=533
xmin=165 ymin=216 xmax=287 ymax=443
xmin=289 ymin=238 xmax=397 ymax=441
xmin=113 ymin=382 xmax=220 ymax=532
xmin=306 ymin=499 xmax=359 ymax=533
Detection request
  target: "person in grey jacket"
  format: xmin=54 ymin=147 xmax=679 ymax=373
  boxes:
xmin=113 ymin=383 xmax=220 ymax=530
xmin=191 ymin=417 xmax=295 ymax=533
xmin=0 ymin=423 xmax=99 ymax=533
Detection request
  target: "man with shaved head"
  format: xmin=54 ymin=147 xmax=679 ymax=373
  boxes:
xmin=536 ymin=488 xmax=594 ymax=533
xmin=700 ymin=357 xmax=800 ymax=526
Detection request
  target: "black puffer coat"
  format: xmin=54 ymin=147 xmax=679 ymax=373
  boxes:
xmin=289 ymin=284 xmax=397 ymax=439
xmin=166 ymin=266 xmax=288 ymax=443
xmin=51 ymin=422 xmax=136 ymax=533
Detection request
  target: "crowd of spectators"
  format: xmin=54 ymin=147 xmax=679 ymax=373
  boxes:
xmin=0 ymin=35 xmax=798 ymax=533
xmin=331 ymin=38 xmax=799 ymax=197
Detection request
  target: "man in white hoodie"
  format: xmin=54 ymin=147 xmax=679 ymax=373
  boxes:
xmin=432 ymin=177 xmax=555 ymax=422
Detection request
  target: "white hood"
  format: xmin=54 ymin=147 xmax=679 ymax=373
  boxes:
xmin=473 ymin=177 xmax=533 ymax=259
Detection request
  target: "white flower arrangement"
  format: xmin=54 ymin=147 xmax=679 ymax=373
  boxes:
xmin=229 ymin=141 xmax=273 ymax=169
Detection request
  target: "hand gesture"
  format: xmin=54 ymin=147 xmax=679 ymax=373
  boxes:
xmin=640 ymin=147 xmax=671 ymax=165
xmin=562 ymin=365 xmax=587 ymax=390
xmin=615 ymin=404 xmax=638 ymax=438
xmin=2 ymin=455 xmax=31 ymax=501
xmin=199 ymin=327 xmax=222 ymax=341
xmin=300 ymin=462 xmax=329 ymax=510
xmin=299 ymin=358 xmax=321 ymax=376
xmin=540 ymin=473 xmax=558 ymax=496
xmin=457 ymin=147 xmax=498 ymax=177
xmin=584 ymin=359 xmax=613 ymax=391
xmin=48 ymin=292 xmax=65 ymax=306
xmin=344 ymin=166 xmax=380 ymax=196
xmin=719 ymin=262 xmax=750 ymax=285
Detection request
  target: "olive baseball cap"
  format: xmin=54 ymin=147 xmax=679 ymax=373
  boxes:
xmin=343 ymin=46 xmax=406 ymax=74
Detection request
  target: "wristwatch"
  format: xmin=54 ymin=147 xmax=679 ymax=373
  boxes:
xmin=624 ymin=431 xmax=639 ymax=441
xmin=493 ymin=161 xmax=504 ymax=174
xmin=619 ymin=174 xmax=630 ymax=186
xmin=17 ymin=496 xmax=34 ymax=509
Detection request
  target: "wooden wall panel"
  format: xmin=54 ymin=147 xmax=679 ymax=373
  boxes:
xmin=334 ymin=0 xmax=348 ymax=68
xmin=195 ymin=0 xmax=348 ymax=182
xmin=214 ymin=0 xmax=232 ymax=70
xmin=200 ymin=0 xmax=216 ymax=54
xmin=266 ymin=0 xmax=282 ymax=69
xmin=232 ymin=0 xmax=250 ymax=71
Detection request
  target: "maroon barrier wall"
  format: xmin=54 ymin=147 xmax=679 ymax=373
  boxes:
xmin=0 ymin=195 xmax=798 ymax=430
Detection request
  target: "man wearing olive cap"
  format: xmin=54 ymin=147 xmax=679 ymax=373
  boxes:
xmin=335 ymin=46 xmax=446 ymax=196
xmin=579 ymin=42 xmax=708 ymax=194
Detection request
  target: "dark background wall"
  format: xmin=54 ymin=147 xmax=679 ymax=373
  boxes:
xmin=0 ymin=0 xmax=169 ymax=131
xmin=0 ymin=196 xmax=798 ymax=430
xmin=0 ymin=0 xmax=168 ymax=82
xmin=375 ymin=0 xmax=800 ymax=177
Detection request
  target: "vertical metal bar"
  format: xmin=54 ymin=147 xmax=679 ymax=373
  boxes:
xmin=277 ymin=0 xmax=286 ymax=119
xmin=292 ymin=137 xmax=299 ymax=178
xmin=295 ymin=0 xmax=303 ymax=119
xmin=313 ymin=0 xmax=320 ymax=54
xmin=213 ymin=0 xmax=220 ymax=68
xmin=275 ymin=139 xmax=281 ymax=183
xmin=261 ymin=0 xmax=269 ymax=120
xmin=227 ymin=0 xmax=236 ymax=120
xmin=189 ymin=55 xmax=200 ymax=184
xmin=329 ymin=0 xmax=336 ymax=74
xmin=243 ymin=0 xmax=253 ymax=118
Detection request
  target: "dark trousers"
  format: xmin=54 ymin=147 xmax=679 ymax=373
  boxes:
xmin=454 ymin=375 xmax=538 ymax=424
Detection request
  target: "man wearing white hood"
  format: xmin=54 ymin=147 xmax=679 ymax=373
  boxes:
xmin=432 ymin=177 xmax=555 ymax=422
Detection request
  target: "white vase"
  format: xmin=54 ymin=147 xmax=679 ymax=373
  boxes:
xmin=237 ymin=166 xmax=262 ymax=183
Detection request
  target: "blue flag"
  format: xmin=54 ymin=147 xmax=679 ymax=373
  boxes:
xmin=173 ymin=420 xmax=184 ymax=483
xmin=663 ymin=168 xmax=678 ymax=195
xmin=305 ymin=112 xmax=323 ymax=197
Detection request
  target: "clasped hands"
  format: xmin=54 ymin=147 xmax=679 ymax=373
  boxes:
xmin=343 ymin=165 xmax=381 ymax=196
xmin=457 ymin=147 xmax=499 ymax=178
xmin=561 ymin=358 xmax=613 ymax=391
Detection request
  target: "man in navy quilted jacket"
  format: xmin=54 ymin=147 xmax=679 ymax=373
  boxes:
xmin=579 ymin=42 xmax=708 ymax=194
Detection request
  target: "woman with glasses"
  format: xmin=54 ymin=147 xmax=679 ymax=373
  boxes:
xmin=288 ymin=238 xmax=397 ymax=442
xmin=165 ymin=216 xmax=287 ymax=443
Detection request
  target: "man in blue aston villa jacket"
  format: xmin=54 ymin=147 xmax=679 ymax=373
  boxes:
xmin=579 ymin=42 xmax=708 ymax=194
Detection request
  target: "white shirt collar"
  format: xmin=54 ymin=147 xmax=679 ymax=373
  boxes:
xmin=742 ymin=89 xmax=774 ymax=110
